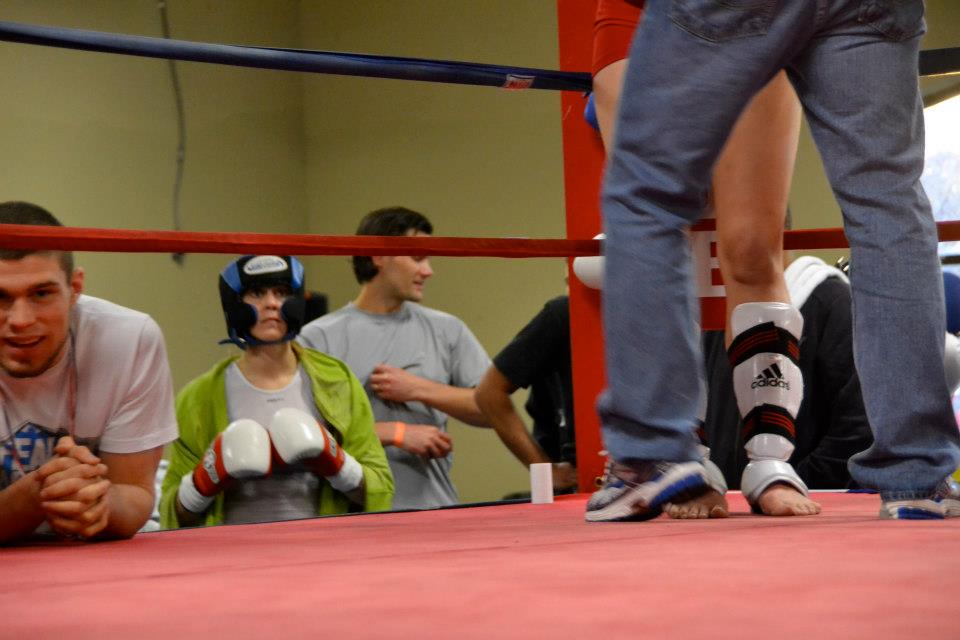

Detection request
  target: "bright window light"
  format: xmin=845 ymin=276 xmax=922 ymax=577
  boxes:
xmin=922 ymin=94 xmax=960 ymax=257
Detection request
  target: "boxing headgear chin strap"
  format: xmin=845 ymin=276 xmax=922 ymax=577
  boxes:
xmin=218 ymin=255 xmax=306 ymax=349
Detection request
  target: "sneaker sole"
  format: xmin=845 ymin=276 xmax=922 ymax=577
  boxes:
xmin=879 ymin=499 xmax=945 ymax=520
xmin=585 ymin=463 xmax=708 ymax=523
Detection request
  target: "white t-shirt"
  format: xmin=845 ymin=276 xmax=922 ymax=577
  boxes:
xmin=0 ymin=295 xmax=178 ymax=487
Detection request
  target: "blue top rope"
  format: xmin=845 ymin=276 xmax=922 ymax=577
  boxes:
xmin=0 ymin=20 xmax=593 ymax=92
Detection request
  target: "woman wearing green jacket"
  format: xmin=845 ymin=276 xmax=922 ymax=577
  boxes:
xmin=160 ymin=255 xmax=392 ymax=529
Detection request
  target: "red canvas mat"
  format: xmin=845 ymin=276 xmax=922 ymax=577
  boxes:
xmin=4 ymin=492 xmax=957 ymax=639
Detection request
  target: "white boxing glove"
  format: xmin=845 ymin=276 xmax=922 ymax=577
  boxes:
xmin=268 ymin=408 xmax=363 ymax=494
xmin=178 ymin=419 xmax=272 ymax=514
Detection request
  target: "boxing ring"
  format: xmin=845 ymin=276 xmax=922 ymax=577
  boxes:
xmin=5 ymin=492 xmax=959 ymax=638
xmin=3 ymin=3 xmax=960 ymax=637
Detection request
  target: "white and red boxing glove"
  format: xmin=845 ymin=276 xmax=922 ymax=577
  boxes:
xmin=178 ymin=419 xmax=272 ymax=514
xmin=268 ymin=408 xmax=363 ymax=494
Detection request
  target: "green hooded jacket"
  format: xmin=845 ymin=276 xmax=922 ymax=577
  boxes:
xmin=160 ymin=343 xmax=393 ymax=528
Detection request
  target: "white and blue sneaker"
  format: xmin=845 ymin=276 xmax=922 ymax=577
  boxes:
xmin=585 ymin=459 xmax=709 ymax=522
xmin=944 ymin=477 xmax=960 ymax=517
xmin=879 ymin=477 xmax=960 ymax=520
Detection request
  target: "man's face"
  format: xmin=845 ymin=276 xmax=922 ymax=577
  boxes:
xmin=242 ymin=284 xmax=292 ymax=343
xmin=375 ymin=230 xmax=434 ymax=303
xmin=0 ymin=254 xmax=83 ymax=378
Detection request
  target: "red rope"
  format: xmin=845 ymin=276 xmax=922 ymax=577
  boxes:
xmin=0 ymin=224 xmax=600 ymax=258
xmin=3 ymin=220 xmax=960 ymax=256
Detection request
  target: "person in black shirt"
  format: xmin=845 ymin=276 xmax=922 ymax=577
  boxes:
xmin=475 ymin=296 xmax=578 ymax=494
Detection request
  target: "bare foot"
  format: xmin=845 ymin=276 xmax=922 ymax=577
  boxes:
xmin=665 ymin=489 xmax=730 ymax=519
xmin=756 ymin=483 xmax=821 ymax=516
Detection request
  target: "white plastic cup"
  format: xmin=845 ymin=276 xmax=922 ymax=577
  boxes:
xmin=530 ymin=463 xmax=554 ymax=504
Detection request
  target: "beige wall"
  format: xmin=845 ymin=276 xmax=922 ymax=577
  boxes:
xmin=0 ymin=0 xmax=562 ymax=503
xmin=297 ymin=2 xmax=565 ymax=501
xmin=2 ymin=1 xmax=958 ymax=504
xmin=0 ymin=0 xmax=308 ymax=390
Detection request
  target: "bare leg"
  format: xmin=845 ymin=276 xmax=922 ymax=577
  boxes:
xmin=715 ymin=71 xmax=798 ymax=318
xmin=668 ymin=72 xmax=817 ymax=518
xmin=593 ymin=59 xmax=627 ymax=153
xmin=595 ymin=59 xmax=816 ymax=517
xmin=715 ymin=72 xmax=819 ymax=517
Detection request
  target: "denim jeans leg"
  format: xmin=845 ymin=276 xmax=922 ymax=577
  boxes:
xmin=599 ymin=1 xmax=806 ymax=463
xmin=785 ymin=1 xmax=960 ymax=497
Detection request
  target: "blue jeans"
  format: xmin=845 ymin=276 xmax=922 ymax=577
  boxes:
xmin=600 ymin=0 xmax=960 ymax=499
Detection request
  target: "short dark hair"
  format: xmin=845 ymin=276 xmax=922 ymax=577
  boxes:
xmin=352 ymin=206 xmax=433 ymax=283
xmin=0 ymin=201 xmax=74 ymax=277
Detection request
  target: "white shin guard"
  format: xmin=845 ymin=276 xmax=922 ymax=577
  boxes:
xmin=729 ymin=303 xmax=807 ymax=506
xmin=741 ymin=434 xmax=808 ymax=506
xmin=729 ymin=302 xmax=804 ymax=421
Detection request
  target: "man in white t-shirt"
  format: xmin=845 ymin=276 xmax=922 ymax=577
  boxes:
xmin=0 ymin=201 xmax=178 ymax=543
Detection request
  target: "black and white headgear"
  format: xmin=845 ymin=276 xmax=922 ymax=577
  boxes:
xmin=218 ymin=255 xmax=305 ymax=348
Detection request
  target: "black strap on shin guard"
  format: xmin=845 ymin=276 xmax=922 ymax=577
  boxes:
xmin=727 ymin=321 xmax=799 ymax=368
xmin=741 ymin=403 xmax=796 ymax=442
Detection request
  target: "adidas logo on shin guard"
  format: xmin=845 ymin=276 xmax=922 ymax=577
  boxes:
xmin=751 ymin=363 xmax=790 ymax=390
